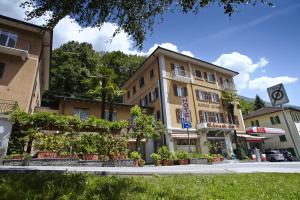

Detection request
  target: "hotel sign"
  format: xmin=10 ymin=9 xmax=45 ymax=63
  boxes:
xmin=197 ymin=122 xmax=235 ymax=130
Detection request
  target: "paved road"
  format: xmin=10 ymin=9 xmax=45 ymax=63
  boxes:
xmin=1 ymin=162 xmax=300 ymax=175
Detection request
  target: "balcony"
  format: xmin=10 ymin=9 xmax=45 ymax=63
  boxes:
xmin=0 ymin=31 xmax=29 ymax=60
xmin=221 ymin=83 xmax=236 ymax=91
xmin=171 ymin=69 xmax=191 ymax=83
xmin=0 ymin=99 xmax=17 ymax=115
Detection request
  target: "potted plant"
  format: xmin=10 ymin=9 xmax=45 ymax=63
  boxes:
xmin=130 ymin=151 xmax=141 ymax=167
xmin=158 ymin=146 xmax=171 ymax=166
xmin=34 ymin=134 xmax=61 ymax=159
xmin=150 ymin=153 xmax=161 ymax=166
xmin=138 ymin=159 xmax=145 ymax=167
xmin=79 ymin=134 xmax=99 ymax=160
xmin=169 ymin=153 xmax=177 ymax=166
xmin=176 ymin=151 xmax=190 ymax=165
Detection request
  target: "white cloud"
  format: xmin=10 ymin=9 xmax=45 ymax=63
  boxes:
xmin=249 ymin=76 xmax=298 ymax=90
xmin=0 ymin=0 xmax=194 ymax=57
xmin=213 ymin=52 xmax=268 ymax=91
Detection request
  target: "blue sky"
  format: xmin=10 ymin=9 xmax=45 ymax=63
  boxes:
xmin=1 ymin=0 xmax=299 ymax=105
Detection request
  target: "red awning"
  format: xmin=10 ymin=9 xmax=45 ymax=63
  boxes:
xmin=246 ymin=127 xmax=285 ymax=136
xmin=237 ymin=134 xmax=265 ymax=142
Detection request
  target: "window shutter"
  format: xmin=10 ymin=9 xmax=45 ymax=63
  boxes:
xmin=219 ymin=77 xmax=223 ymax=86
xmin=216 ymin=94 xmax=220 ymax=103
xmin=195 ymin=70 xmax=202 ymax=78
xmin=171 ymin=63 xmax=175 ymax=71
xmin=196 ymin=90 xmax=200 ymax=100
xmin=203 ymin=72 xmax=208 ymax=80
xmin=220 ymin=113 xmax=225 ymax=123
xmin=276 ymin=116 xmax=281 ymax=124
xmin=173 ymin=84 xmax=178 ymax=96
xmin=270 ymin=117 xmax=275 ymax=125
xmin=212 ymin=74 xmax=216 ymax=82
xmin=180 ymin=66 xmax=184 ymax=71
xmin=149 ymin=92 xmax=152 ymax=102
xmin=145 ymin=95 xmax=148 ymax=105
xmin=184 ymin=87 xmax=188 ymax=96
xmin=199 ymin=111 xmax=204 ymax=123
xmin=155 ymin=87 xmax=159 ymax=99
xmin=176 ymin=108 xmax=181 ymax=123
xmin=139 ymin=99 xmax=142 ymax=106
xmin=0 ymin=63 xmax=5 ymax=78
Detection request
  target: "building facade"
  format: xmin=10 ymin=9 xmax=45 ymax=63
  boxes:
xmin=244 ymin=106 xmax=300 ymax=158
xmin=122 ymin=47 xmax=245 ymax=157
xmin=0 ymin=15 xmax=52 ymax=159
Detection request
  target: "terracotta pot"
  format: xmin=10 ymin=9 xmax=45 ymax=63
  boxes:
xmin=162 ymin=159 xmax=169 ymax=166
xmin=83 ymin=154 xmax=99 ymax=160
xmin=168 ymin=160 xmax=174 ymax=166
xmin=37 ymin=151 xmax=58 ymax=159
xmin=60 ymin=154 xmax=78 ymax=159
xmin=138 ymin=160 xmax=145 ymax=167
xmin=11 ymin=155 xmax=23 ymax=160
xmin=212 ymin=157 xmax=221 ymax=162
xmin=178 ymin=159 xmax=189 ymax=165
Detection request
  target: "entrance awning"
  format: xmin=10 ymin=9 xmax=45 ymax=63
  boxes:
xmin=171 ymin=133 xmax=198 ymax=139
xmin=246 ymin=127 xmax=285 ymax=137
xmin=237 ymin=134 xmax=265 ymax=142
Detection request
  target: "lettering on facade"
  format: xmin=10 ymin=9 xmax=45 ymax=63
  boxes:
xmin=198 ymin=103 xmax=221 ymax=109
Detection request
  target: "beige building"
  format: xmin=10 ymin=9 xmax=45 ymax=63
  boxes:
xmin=122 ymin=47 xmax=245 ymax=156
xmin=244 ymin=106 xmax=300 ymax=158
xmin=0 ymin=15 xmax=52 ymax=113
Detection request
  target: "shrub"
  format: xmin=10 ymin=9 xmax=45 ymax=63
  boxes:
xmin=170 ymin=153 xmax=177 ymax=161
xmin=158 ymin=146 xmax=171 ymax=160
xmin=130 ymin=151 xmax=141 ymax=161
xmin=176 ymin=151 xmax=191 ymax=160
xmin=150 ymin=153 xmax=161 ymax=162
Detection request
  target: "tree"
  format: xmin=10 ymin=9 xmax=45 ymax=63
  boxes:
xmin=239 ymin=98 xmax=254 ymax=116
xmin=253 ymin=95 xmax=266 ymax=111
xmin=129 ymin=106 xmax=164 ymax=152
xmin=106 ymin=83 xmax=125 ymax=121
xmin=21 ymin=0 xmax=273 ymax=48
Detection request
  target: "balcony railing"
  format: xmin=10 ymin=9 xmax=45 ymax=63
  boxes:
xmin=0 ymin=99 xmax=17 ymax=115
xmin=171 ymin=69 xmax=191 ymax=83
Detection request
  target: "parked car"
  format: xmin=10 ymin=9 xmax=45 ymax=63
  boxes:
xmin=265 ymin=150 xmax=285 ymax=162
xmin=283 ymin=151 xmax=294 ymax=161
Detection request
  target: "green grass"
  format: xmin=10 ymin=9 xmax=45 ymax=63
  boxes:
xmin=0 ymin=172 xmax=300 ymax=200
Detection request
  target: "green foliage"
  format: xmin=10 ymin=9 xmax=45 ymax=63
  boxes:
xmin=22 ymin=0 xmax=272 ymax=48
xmin=150 ymin=153 xmax=161 ymax=162
xmin=175 ymin=151 xmax=191 ymax=160
xmin=239 ymin=98 xmax=254 ymax=115
xmin=129 ymin=106 xmax=164 ymax=152
xmin=129 ymin=151 xmax=141 ymax=161
xmin=157 ymin=146 xmax=171 ymax=160
xmin=34 ymin=133 xmax=64 ymax=152
xmin=254 ymin=95 xmax=266 ymax=111
xmin=77 ymin=134 xmax=98 ymax=154
xmin=1 ymin=173 xmax=299 ymax=200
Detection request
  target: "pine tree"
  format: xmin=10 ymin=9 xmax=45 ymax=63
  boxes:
xmin=253 ymin=95 xmax=266 ymax=110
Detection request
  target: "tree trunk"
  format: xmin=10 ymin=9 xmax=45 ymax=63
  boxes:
xmin=108 ymin=94 xmax=114 ymax=121
xmin=101 ymin=78 xmax=107 ymax=119
xmin=26 ymin=136 xmax=33 ymax=154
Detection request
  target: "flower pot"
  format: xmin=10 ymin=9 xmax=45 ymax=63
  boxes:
xmin=60 ymin=154 xmax=78 ymax=159
xmin=37 ymin=151 xmax=58 ymax=159
xmin=11 ymin=155 xmax=23 ymax=160
xmin=154 ymin=160 xmax=161 ymax=166
xmin=178 ymin=159 xmax=189 ymax=165
xmin=212 ymin=157 xmax=221 ymax=163
xmin=83 ymin=154 xmax=99 ymax=160
xmin=138 ymin=159 xmax=145 ymax=167
xmin=162 ymin=159 xmax=169 ymax=166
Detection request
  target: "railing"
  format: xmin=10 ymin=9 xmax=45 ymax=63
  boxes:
xmin=171 ymin=69 xmax=190 ymax=78
xmin=0 ymin=99 xmax=17 ymax=114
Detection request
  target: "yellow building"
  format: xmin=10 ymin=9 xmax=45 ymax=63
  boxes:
xmin=0 ymin=15 xmax=52 ymax=158
xmin=0 ymin=15 xmax=52 ymax=113
xmin=244 ymin=106 xmax=300 ymax=158
xmin=122 ymin=47 xmax=245 ymax=156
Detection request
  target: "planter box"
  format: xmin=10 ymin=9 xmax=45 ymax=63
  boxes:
xmin=37 ymin=151 xmax=58 ymax=159
xmin=82 ymin=154 xmax=99 ymax=160
xmin=190 ymin=158 xmax=208 ymax=165
xmin=178 ymin=159 xmax=189 ymax=165
xmin=29 ymin=158 xmax=78 ymax=166
xmin=103 ymin=159 xmax=134 ymax=167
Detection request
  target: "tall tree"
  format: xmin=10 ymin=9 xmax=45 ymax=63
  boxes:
xmin=253 ymin=95 xmax=266 ymax=111
xmin=21 ymin=0 xmax=273 ymax=48
xmin=239 ymin=98 xmax=254 ymax=116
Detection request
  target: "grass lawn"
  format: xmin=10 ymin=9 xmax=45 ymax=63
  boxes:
xmin=0 ymin=172 xmax=300 ymax=200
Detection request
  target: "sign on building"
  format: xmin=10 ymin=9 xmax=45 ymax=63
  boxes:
xmin=267 ymin=83 xmax=289 ymax=106
xmin=181 ymin=96 xmax=191 ymax=128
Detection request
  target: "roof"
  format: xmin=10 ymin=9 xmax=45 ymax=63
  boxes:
xmin=122 ymin=46 xmax=239 ymax=88
xmin=0 ymin=14 xmax=49 ymax=31
xmin=244 ymin=106 xmax=300 ymax=120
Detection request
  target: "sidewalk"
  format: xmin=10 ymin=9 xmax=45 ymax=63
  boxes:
xmin=1 ymin=162 xmax=300 ymax=175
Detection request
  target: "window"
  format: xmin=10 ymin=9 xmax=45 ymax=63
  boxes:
xmin=205 ymin=72 xmax=215 ymax=82
xmin=255 ymin=120 xmax=260 ymax=127
xmin=210 ymin=93 xmax=220 ymax=103
xmin=140 ymin=96 xmax=148 ymax=106
xmin=139 ymin=77 xmax=144 ymax=88
xmin=150 ymin=69 xmax=154 ymax=80
xmin=176 ymin=108 xmax=192 ymax=123
xmin=133 ymin=86 xmax=136 ymax=94
xmin=171 ymin=63 xmax=185 ymax=76
xmin=195 ymin=70 xmax=202 ymax=79
xmin=104 ymin=110 xmax=117 ymax=121
xmin=251 ymin=121 xmax=255 ymax=126
xmin=0 ymin=30 xmax=17 ymax=48
xmin=196 ymin=90 xmax=207 ymax=101
xmin=0 ymin=63 xmax=5 ymax=79
xmin=150 ymin=87 xmax=159 ymax=102
xmin=127 ymin=91 xmax=130 ymax=99
xmin=271 ymin=116 xmax=281 ymax=125
xmin=279 ymin=135 xmax=287 ymax=142
xmin=173 ymin=84 xmax=187 ymax=97
xmin=177 ymin=139 xmax=196 ymax=145
xmin=291 ymin=112 xmax=300 ymax=122
xmin=199 ymin=111 xmax=209 ymax=123
xmin=74 ymin=108 xmax=89 ymax=120
xmin=156 ymin=111 xmax=161 ymax=120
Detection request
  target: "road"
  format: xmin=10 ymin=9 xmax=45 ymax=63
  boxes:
xmin=1 ymin=162 xmax=300 ymax=175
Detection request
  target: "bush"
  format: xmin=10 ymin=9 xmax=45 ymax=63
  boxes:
xmin=158 ymin=146 xmax=171 ymax=160
xmin=130 ymin=151 xmax=141 ymax=160
xmin=176 ymin=151 xmax=191 ymax=160
xmin=150 ymin=153 xmax=161 ymax=162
